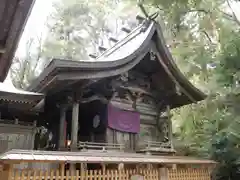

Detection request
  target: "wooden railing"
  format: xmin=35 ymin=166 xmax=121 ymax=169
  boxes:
xmin=78 ymin=141 xmax=175 ymax=153
xmin=1 ymin=168 xmax=211 ymax=180
xmin=6 ymin=169 xmax=159 ymax=180
xmin=78 ymin=141 xmax=125 ymax=151
xmin=137 ymin=140 xmax=175 ymax=153
xmin=0 ymin=119 xmax=36 ymax=126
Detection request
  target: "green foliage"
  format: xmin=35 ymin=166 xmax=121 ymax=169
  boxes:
xmin=137 ymin=0 xmax=240 ymax=179
xmin=9 ymin=0 xmax=240 ymax=179
xmin=11 ymin=0 xmax=140 ymax=88
xmin=217 ymin=31 xmax=240 ymax=88
xmin=10 ymin=37 xmax=45 ymax=89
xmin=43 ymin=0 xmax=139 ymax=61
xmin=211 ymin=134 xmax=240 ymax=180
xmin=172 ymin=94 xmax=240 ymax=179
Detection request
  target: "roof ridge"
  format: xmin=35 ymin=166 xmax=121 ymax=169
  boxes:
xmin=96 ymin=20 xmax=149 ymax=59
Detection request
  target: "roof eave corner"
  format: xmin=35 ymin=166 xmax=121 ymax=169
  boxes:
xmin=152 ymin=21 xmax=207 ymax=105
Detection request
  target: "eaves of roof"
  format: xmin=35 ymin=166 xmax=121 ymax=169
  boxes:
xmin=0 ymin=0 xmax=36 ymax=82
xmin=28 ymin=20 xmax=206 ymax=107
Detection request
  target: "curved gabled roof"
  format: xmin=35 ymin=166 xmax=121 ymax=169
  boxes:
xmin=0 ymin=0 xmax=35 ymax=82
xmin=0 ymin=82 xmax=44 ymax=111
xmin=28 ymin=19 xmax=206 ymax=108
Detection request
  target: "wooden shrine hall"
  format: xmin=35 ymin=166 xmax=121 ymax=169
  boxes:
xmin=27 ymin=15 xmax=206 ymax=153
xmin=0 ymin=10 xmax=215 ymax=180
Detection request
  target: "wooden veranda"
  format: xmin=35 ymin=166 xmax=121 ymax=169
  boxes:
xmin=0 ymin=149 xmax=215 ymax=180
xmin=1 ymin=168 xmax=211 ymax=180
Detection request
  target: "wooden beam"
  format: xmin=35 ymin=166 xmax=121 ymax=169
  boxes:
xmin=109 ymin=37 xmax=118 ymax=43
xmin=112 ymin=81 xmax=153 ymax=96
xmin=149 ymin=12 xmax=159 ymax=20
xmin=120 ymin=85 xmax=151 ymax=95
xmin=136 ymin=15 xmax=145 ymax=23
xmin=89 ymin=53 xmax=98 ymax=59
xmin=121 ymin=27 xmax=131 ymax=33
xmin=0 ymin=48 xmax=6 ymax=54
xmin=98 ymin=46 xmax=107 ymax=52
xmin=137 ymin=2 xmax=149 ymax=18
xmin=80 ymin=94 xmax=108 ymax=104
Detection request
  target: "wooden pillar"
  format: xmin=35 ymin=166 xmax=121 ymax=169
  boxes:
xmin=60 ymin=163 xmax=65 ymax=178
xmin=70 ymin=101 xmax=79 ymax=171
xmin=14 ymin=118 xmax=18 ymax=124
xmin=59 ymin=107 xmax=67 ymax=150
xmin=4 ymin=164 xmax=13 ymax=180
xmin=160 ymin=168 xmax=169 ymax=180
xmin=81 ymin=163 xmax=85 ymax=172
xmin=101 ymin=163 xmax=106 ymax=172
xmin=31 ymin=120 xmax=37 ymax=149
xmin=166 ymin=105 xmax=173 ymax=150
xmin=71 ymin=102 xmax=79 ymax=150
xmin=28 ymin=120 xmax=37 ymax=169
xmin=172 ymin=164 xmax=177 ymax=170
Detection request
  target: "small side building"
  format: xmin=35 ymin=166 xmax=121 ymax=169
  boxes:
xmin=0 ymin=82 xmax=43 ymax=153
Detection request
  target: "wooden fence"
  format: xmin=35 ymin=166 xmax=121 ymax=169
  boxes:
xmin=0 ymin=168 xmax=211 ymax=180
xmin=168 ymin=168 xmax=211 ymax=180
xmin=2 ymin=169 xmax=158 ymax=180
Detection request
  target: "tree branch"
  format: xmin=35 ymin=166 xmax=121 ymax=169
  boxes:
xmin=202 ymin=31 xmax=213 ymax=43
xmin=226 ymin=0 xmax=240 ymax=26
xmin=186 ymin=9 xmax=209 ymax=14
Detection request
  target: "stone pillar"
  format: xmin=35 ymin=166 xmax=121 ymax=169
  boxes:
xmin=59 ymin=107 xmax=66 ymax=150
xmin=71 ymin=102 xmax=79 ymax=151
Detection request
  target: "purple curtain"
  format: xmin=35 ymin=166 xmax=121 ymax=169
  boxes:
xmin=107 ymin=104 xmax=140 ymax=133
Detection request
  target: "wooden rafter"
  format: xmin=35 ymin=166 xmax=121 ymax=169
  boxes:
xmin=109 ymin=37 xmax=118 ymax=43
xmin=89 ymin=53 xmax=98 ymax=58
xmin=98 ymin=46 xmax=107 ymax=52
xmin=121 ymin=27 xmax=131 ymax=33
xmin=0 ymin=46 xmax=6 ymax=54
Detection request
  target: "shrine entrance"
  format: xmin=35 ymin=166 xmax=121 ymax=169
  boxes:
xmin=79 ymin=100 xmax=106 ymax=143
xmin=66 ymin=100 xmax=107 ymax=146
